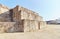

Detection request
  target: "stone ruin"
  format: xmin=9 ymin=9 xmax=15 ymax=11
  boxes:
xmin=0 ymin=4 xmax=46 ymax=33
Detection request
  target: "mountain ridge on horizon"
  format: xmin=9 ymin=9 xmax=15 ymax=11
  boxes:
xmin=46 ymin=18 xmax=60 ymax=24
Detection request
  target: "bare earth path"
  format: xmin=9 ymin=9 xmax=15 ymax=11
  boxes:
xmin=0 ymin=25 xmax=60 ymax=39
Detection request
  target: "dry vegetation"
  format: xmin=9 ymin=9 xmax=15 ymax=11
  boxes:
xmin=0 ymin=24 xmax=60 ymax=39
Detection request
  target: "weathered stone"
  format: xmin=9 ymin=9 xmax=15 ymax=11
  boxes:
xmin=0 ymin=22 xmax=16 ymax=33
xmin=0 ymin=4 xmax=45 ymax=33
xmin=0 ymin=4 xmax=9 ymax=14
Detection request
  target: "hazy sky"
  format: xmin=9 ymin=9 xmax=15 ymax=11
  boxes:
xmin=0 ymin=0 xmax=60 ymax=21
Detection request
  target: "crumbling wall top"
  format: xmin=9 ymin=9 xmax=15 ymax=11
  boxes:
xmin=15 ymin=5 xmax=42 ymax=17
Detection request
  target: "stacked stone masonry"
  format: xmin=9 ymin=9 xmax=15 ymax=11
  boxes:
xmin=0 ymin=4 xmax=46 ymax=33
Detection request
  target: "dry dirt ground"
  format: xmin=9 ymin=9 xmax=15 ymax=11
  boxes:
xmin=0 ymin=25 xmax=60 ymax=39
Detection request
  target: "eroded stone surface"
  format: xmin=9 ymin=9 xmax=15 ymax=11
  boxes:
xmin=0 ymin=4 xmax=45 ymax=32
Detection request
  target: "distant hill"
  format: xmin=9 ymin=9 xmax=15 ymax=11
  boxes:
xmin=46 ymin=18 xmax=60 ymax=24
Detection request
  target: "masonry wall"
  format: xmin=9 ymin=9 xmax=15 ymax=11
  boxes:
xmin=12 ymin=6 xmax=43 ymax=22
xmin=14 ymin=20 xmax=24 ymax=32
xmin=12 ymin=6 xmax=24 ymax=32
xmin=12 ymin=6 xmax=21 ymax=22
xmin=40 ymin=21 xmax=46 ymax=29
xmin=20 ymin=7 xmax=43 ymax=21
xmin=0 ymin=21 xmax=24 ymax=33
xmin=12 ymin=6 xmax=44 ymax=32
xmin=0 ymin=4 xmax=11 ymax=22
xmin=24 ymin=20 xmax=40 ymax=32
xmin=0 ymin=5 xmax=45 ymax=33
xmin=0 ymin=22 xmax=16 ymax=33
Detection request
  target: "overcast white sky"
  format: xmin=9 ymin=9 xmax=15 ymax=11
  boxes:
xmin=0 ymin=0 xmax=60 ymax=21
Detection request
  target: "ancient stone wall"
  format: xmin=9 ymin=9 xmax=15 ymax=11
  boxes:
xmin=0 ymin=4 xmax=11 ymax=22
xmin=24 ymin=20 xmax=39 ymax=32
xmin=0 ymin=12 xmax=12 ymax=22
xmin=20 ymin=7 xmax=43 ymax=21
xmin=12 ymin=6 xmax=21 ymax=22
xmin=0 ymin=21 xmax=24 ymax=33
xmin=13 ymin=6 xmax=43 ymax=21
xmin=40 ymin=21 xmax=46 ymax=29
xmin=0 ymin=22 xmax=16 ymax=33
xmin=12 ymin=6 xmax=44 ymax=32
xmin=14 ymin=20 xmax=24 ymax=32
xmin=0 ymin=5 xmax=45 ymax=32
